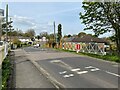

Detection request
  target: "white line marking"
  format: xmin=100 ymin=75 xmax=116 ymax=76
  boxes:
xmin=69 ymin=74 xmax=74 ymax=77
xmin=63 ymin=75 xmax=69 ymax=78
xmin=71 ymin=68 xmax=80 ymax=72
xmin=59 ymin=71 xmax=67 ymax=74
xmin=50 ymin=60 xmax=72 ymax=69
xmin=77 ymin=71 xmax=88 ymax=74
xmin=91 ymin=68 xmax=100 ymax=71
xmin=63 ymin=74 xmax=74 ymax=78
xmin=85 ymin=66 xmax=95 ymax=69
xmin=105 ymin=71 xmax=120 ymax=77
xmin=50 ymin=60 xmax=61 ymax=63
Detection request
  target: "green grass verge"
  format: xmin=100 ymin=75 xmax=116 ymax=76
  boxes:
xmin=2 ymin=55 xmax=12 ymax=90
xmin=54 ymin=48 xmax=120 ymax=63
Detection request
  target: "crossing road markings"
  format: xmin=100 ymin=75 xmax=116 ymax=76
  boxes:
xmin=50 ymin=60 xmax=72 ymax=70
xmin=50 ymin=60 xmax=61 ymax=63
xmin=85 ymin=66 xmax=100 ymax=72
xmin=71 ymin=68 xmax=80 ymax=72
xmin=77 ymin=71 xmax=88 ymax=75
xmin=63 ymin=74 xmax=74 ymax=78
xmin=91 ymin=68 xmax=100 ymax=72
xmin=59 ymin=71 xmax=67 ymax=74
xmin=85 ymin=66 xmax=95 ymax=69
xmin=71 ymin=68 xmax=88 ymax=75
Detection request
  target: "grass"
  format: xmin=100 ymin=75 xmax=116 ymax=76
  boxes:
xmin=54 ymin=48 xmax=120 ymax=63
xmin=2 ymin=55 xmax=13 ymax=90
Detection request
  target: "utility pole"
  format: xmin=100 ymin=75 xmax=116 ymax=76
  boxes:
xmin=9 ymin=18 xmax=12 ymax=48
xmin=6 ymin=4 xmax=8 ymax=42
xmin=53 ymin=21 xmax=56 ymax=43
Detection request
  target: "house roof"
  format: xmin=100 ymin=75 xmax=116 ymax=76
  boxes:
xmin=7 ymin=36 xmax=30 ymax=39
xmin=64 ymin=35 xmax=108 ymax=44
xmin=63 ymin=37 xmax=75 ymax=42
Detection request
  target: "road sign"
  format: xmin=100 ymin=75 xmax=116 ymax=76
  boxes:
xmin=76 ymin=44 xmax=80 ymax=50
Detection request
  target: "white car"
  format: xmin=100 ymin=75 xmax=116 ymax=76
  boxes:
xmin=34 ymin=44 xmax=39 ymax=48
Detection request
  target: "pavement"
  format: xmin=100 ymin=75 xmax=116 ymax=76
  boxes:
xmin=13 ymin=48 xmax=56 ymax=88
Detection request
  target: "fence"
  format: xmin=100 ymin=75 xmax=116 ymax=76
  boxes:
xmin=0 ymin=42 xmax=9 ymax=68
xmin=63 ymin=42 xmax=108 ymax=55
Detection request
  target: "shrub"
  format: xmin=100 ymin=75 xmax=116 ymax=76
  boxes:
xmin=2 ymin=56 xmax=12 ymax=89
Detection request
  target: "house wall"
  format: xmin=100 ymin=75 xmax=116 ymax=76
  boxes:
xmin=0 ymin=42 xmax=9 ymax=68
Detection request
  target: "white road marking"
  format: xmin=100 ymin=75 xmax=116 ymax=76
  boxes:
xmin=63 ymin=74 xmax=74 ymax=78
xmin=50 ymin=60 xmax=61 ymax=63
xmin=91 ymin=68 xmax=100 ymax=71
xmin=77 ymin=71 xmax=88 ymax=74
xmin=59 ymin=71 xmax=67 ymax=74
xmin=85 ymin=66 xmax=100 ymax=72
xmin=69 ymin=74 xmax=74 ymax=77
xmin=50 ymin=60 xmax=72 ymax=69
xmin=85 ymin=66 xmax=95 ymax=69
xmin=63 ymin=75 xmax=69 ymax=78
xmin=71 ymin=68 xmax=80 ymax=72
xmin=105 ymin=71 xmax=120 ymax=77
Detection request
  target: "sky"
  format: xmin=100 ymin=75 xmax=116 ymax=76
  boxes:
xmin=1 ymin=2 xmax=113 ymax=37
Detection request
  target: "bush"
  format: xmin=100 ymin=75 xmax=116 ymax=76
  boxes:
xmin=2 ymin=56 xmax=12 ymax=89
xmin=12 ymin=38 xmax=21 ymax=48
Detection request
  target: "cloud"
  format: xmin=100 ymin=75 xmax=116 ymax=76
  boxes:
xmin=30 ymin=25 xmax=37 ymax=29
xmin=12 ymin=15 xmax=41 ymax=31
xmin=47 ymin=22 xmax=53 ymax=26
xmin=11 ymin=15 xmax=54 ymax=34
xmin=12 ymin=15 xmax=36 ymax=26
xmin=39 ymin=7 xmax=81 ymax=16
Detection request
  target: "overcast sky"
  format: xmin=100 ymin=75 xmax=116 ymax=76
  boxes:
xmin=1 ymin=2 xmax=112 ymax=37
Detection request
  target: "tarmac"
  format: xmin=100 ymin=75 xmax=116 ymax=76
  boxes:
xmin=13 ymin=49 xmax=55 ymax=88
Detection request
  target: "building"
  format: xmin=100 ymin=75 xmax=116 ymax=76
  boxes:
xmin=0 ymin=9 xmax=4 ymax=40
xmin=63 ymin=35 xmax=109 ymax=55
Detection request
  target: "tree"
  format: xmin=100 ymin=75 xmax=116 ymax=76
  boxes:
xmin=24 ymin=29 xmax=35 ymax=37
xmin=8 ymin=31 xmax=17 ymax=36
xmin=47 ymin=33 xmax=55 ymax=47
xmin=63 ymin=34 xmax=72 ymax=38
xmin=17 ymin=30 xmax=24 ymax=36
xmin=39 ymin=32 xmax=49 ymax=39
xmin=12 ymin=37 xmax=21 ymax=48
xmin=67 ymin=34 xmax=72 ymax=38
xmin=57 ymin=24 xmax=62 ymax=44
xmin=78 ymin=32 xmax=86 ymax=37
xmin=80 ymin=2 xmax=120 ymax=55
xmin=36 ymin=35 xmax=40 ymax=40
xmin=49 ymin=34 xmax=54 ymax=40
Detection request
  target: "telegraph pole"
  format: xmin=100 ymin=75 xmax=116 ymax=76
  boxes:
xmin=6 ymin=4 xmax=8 ymax=42
xmin=9 ymin=18 xmax=12 ymax=48
xmin=53 ymin=21 xmax=56 ymax=43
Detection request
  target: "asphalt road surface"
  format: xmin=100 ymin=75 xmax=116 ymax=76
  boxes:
xmin=24 ymin=47 xmax=120 ymax=89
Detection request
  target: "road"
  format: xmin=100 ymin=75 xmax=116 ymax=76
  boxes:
xmin=24 ymin=47 xmax=119 ymax=89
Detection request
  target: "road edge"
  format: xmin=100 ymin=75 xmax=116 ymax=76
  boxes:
xmin=30 ymin=60 xmax=65 ymax=89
